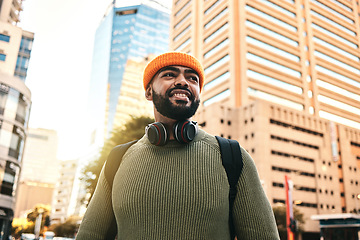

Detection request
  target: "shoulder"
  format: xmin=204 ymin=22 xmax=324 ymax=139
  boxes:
xmin=193 ymin=129 xmax=220 ymax=150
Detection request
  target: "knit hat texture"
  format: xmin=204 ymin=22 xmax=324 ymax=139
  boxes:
xmin=143 ymin=52 xmax=205 ymax=92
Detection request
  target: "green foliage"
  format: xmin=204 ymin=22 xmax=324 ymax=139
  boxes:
xmin=273 ymin=205 xmax=305 ymax=240
xmin=81 ymin=115 xmax=154 ymax=201
xmin=26 ymin=204 xmax=51 ymax=223
xmin=12 ymin=204 xmax=51 ymax=238
xmin=50 ymin=216 xmax=81 ymax=238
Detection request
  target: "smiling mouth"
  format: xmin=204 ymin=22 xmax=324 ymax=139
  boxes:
xmin=169 ymin=89 xmax=192 ymax=99
xmin=170 ymin=91 xmax=191 ymax=103
xmin=173 ymin=93 xmax=189 ymax=98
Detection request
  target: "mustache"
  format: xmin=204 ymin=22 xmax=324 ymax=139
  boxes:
xmin=166 ymin=86 xmax=193 ymax=100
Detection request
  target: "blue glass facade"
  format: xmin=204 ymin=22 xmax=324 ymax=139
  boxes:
xmin=14 ymin=35 xmax=33 ymax=81
xmin=89 ymin=3 xmax=169 ymax=138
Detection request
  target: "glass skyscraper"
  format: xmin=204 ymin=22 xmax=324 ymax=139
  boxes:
xmin=87 ymin=1 xmax=170 ymax=145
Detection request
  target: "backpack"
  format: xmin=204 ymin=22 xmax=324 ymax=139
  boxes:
xmin=104 ymin=136 xmax=243 ymax=239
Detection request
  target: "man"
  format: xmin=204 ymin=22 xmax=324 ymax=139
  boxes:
xmin=76 ymin=52 xmax=280 ymax=239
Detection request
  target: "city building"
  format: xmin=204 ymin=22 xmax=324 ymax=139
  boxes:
xmin=113 ymin=56 xmax=154 ymax=129
xmin=14 ymin=128 xmax=59 ymax=218
xmin=0 ymin=0 xmax=33 ymax=237
xmin=19 ymin=128 xmax=59 ymax=184
xmin=172 ymin=0 xmax=360 ymax=237
xmin=51 ymin=159 xmax=78 ymax=223
xmin=87 ymin=0 xmax=170 ymax=147
xmin=13 ymin=181 xmax=54 ymax=219
xmin=74 ymin=0 xmax=170 ymax=218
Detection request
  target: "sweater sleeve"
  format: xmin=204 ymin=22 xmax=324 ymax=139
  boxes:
xmin=232 ymin=147 xmax=280 ymax=239
xmin=76 ymin=166 xmax=117 ymax=240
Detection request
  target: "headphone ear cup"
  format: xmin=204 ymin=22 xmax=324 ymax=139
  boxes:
xmin=173 ymin=121 xmax=198 ymax=144
xmin=146 ymin=122 xmax=168 ymax=146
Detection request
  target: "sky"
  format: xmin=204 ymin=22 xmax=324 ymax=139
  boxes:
xmin=18 ymin=0 xmax=171 ymax=160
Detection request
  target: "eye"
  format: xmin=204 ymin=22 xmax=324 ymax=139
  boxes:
xmin=189 ymin=75 xmax=199 ymax=82
xmin=162 ymin=72 xmax=175 ymax=77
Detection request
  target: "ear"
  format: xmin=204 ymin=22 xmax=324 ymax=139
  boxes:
xmin=145 ymin=85 xmax=153 ymax=101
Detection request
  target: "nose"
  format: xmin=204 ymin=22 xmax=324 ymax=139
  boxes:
xmin=174 ymin=74 xmax=188 ymax=87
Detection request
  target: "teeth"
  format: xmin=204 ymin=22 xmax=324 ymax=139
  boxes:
xmin=174 ymin=93 xmax=188 ymax=97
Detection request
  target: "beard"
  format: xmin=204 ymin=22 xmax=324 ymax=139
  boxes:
xmin=152 ymin=87 xmax=200 ymax=120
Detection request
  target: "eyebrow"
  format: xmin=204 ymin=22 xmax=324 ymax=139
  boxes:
xmin=159 ymin=66 xmax=199 ymax=76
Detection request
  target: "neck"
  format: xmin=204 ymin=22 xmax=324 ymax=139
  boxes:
xmin=154 ymin=113 xmax=192 ymax=141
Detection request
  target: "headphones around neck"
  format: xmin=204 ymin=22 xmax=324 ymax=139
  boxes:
xmin=145 ymin=120 xmax=198 ymax=146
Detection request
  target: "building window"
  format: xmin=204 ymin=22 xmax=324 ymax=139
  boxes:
xmin=0 ymin=54 xmax=6 ymax=61
xmin=312 ymin=0 xmax=353 ymax=23
xmin=246 ymin=20 xmax=298 ymax=47
xmin=204 ymin=7 xmax=228 ymax=29
xmin=203 ymin=71 xmax=230 ymax=91
xmin=175 ymin=38 xmax=191 ymax=52
xmin=246 ymin=36 xmax=300 ymax=62
xmin=175 ymin=0 xmax=191 ymax=17
xmin=312 ymin=23 xmax=358 ymax=49
xmin=319 ymin=110 xmax=360 ymax=130
xmin=204 ymin=23 xmax=229 ymax=43
xmin=204 ymin=0 xmax=222 ymax=15
xmin=116 ymin=9 xmax=138 ymax=16
xmin=246 ymin=53 xmax=301 ymax=78
xmin=315 ymin=51 xmax=360 ymax=74
xmin=203 ymin=89 xmax=230 ymax=107
xmin=204 ymin=54 xmax=230 ymax=74
xmin=245 ymin=5 xmax=297 ymax=32
xmin=0 ymin=34 xmax=10 ymax=42
xmin=247 ymin=70 xmax=303 ymax=94
xmin=313 ymin=37 xmax=359 ymax=61
xmin=174 ymin=12 xmax=191 ymax=29
xmin=0 ymin=161 xmax=19 ymax=197
xmin=248 ymin=88 xmax=304 ymax=111
xmin=204 ymin=38 xmax=229 ymax=59
xmin=173 ymin=24 xmax=191 ymax=42
xmin=310 ymin=10 xmax=355 ymax=36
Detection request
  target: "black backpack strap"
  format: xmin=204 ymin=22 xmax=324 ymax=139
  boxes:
xmin=103 ymin=140 xmax=138 ymax=239
xmin=215 ymin=136 xmax=243 ymax=239
xmin=104 ymin=140 xmax=138 ymax=189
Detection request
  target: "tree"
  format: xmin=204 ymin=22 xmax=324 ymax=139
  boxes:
xmin=11 ymin=204 xmax=51 ymax=238
xmin=273 ymin=204 xmax=305 ymax=240
xmin=26 ymin=204 xmax=51 ymax=223
xmin=49 ymin=216 xmax=81 ymax=238
xmin=81 ymin=115 xmax=154 ymax=201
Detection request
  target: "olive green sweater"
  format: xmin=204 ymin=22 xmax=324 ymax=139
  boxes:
xmin=76 ymin=130 xmax=279 ymax=239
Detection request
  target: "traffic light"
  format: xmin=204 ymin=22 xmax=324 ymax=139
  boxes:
xmin=289 ymin=218 xmax=297 ymax=233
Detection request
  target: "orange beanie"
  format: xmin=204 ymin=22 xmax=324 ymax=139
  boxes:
xmin=143 ymin=52 xmax=205 ymax=92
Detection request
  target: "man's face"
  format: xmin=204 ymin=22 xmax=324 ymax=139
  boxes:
xmin=147 ymin=65 xmax=201 ymax=120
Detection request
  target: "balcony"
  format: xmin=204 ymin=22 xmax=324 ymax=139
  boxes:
xmin=12 ymin=0 xmax=22 ymax=11
xmin=9 ymin=7 xmax=20 ymax=24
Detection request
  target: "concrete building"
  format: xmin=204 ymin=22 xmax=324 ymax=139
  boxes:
xmin=51 ymin=159 xmax=78 ymax=223
xmin=172 ymin=0 xmax=360 ymax=237
xmin=0 ymin=0 xmax=33 ymax=237
xmin=114 ymin=56 xmax=154 ymax=129
xmin=19 ymin=128 xmax=59 ymax=184
xmin=14 ymin=128 xmax=58 ymax=218
xmin=13 ymin=182 xmax=54 ymax=219
xmin=196 ymin=100 xmax=360 ymax=237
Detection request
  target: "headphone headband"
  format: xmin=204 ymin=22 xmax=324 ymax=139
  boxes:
xmin=146 ymin=121 xmax=198 ymax=146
